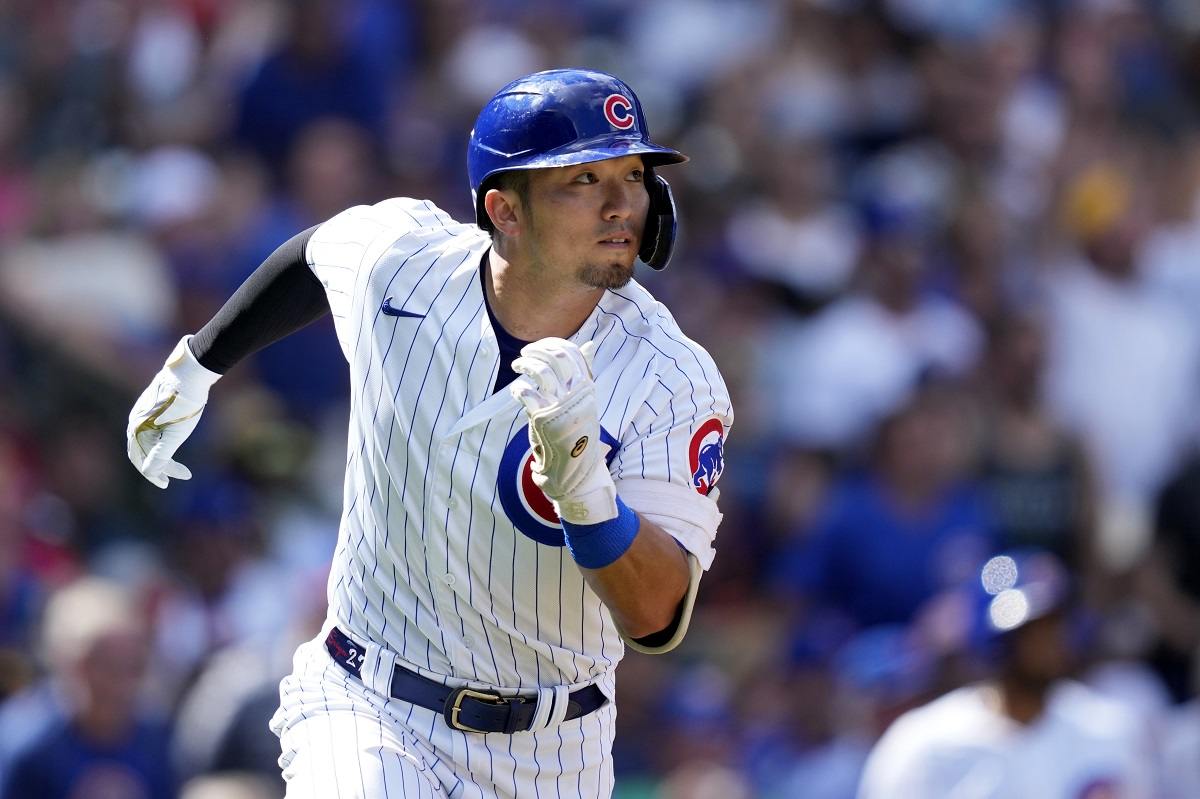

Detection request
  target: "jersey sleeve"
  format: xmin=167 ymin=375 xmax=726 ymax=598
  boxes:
xmin=610 ymin=342 xmax=733 ymax=571
xmin=305 ymin=197 xmax=460 ymax=355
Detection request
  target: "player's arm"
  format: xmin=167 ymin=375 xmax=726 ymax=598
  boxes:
xmin=576 ymin=512 xmax=690 ymax=640
xmin=509 ymin=338 xmax=716 ymax=648
xmin=188 ymin=225 xmax=326 ymax=373
xmin=125 ymin=226 xmax=325 ymax=487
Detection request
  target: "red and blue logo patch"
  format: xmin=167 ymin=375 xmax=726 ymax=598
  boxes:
xmin=498 ymin=424 xmax=621 ymax=546
xmin=603 ymin=94 xmax=635 ymax=131
xmin=689 ymin=418 xmax=725 ymax=496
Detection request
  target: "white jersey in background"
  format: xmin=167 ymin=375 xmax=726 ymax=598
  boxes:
xmin=857 ymin=680 xmax=1155 ymax=799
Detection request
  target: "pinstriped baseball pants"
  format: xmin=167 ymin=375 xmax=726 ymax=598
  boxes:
xmin=270 ymin=636 xmax=618 ymax=798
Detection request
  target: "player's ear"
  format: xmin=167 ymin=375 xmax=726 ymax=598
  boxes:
xmin=484 ymin=189 xmax=523 ymax=238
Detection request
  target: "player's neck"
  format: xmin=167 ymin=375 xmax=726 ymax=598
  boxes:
xmin=486 ymin=248 xmax=604 ymax=342
xmin=991 ymin=676 xmax=1050 ymax=725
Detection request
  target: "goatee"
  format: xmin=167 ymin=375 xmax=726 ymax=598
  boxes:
xmin=579 ymin=261 xmax=635 ymax=290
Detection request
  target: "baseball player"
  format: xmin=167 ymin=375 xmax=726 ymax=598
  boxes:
xmin=857 ymin=550 xmax=1155 ymax=799
xmin=125 ymin=69 xmax=732 ymax=798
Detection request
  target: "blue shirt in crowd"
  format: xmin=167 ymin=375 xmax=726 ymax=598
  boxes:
xmin=783 ymin=473 xmax=997 ymax=628
xmin=1 ymin=716 xmax=176 ymax=799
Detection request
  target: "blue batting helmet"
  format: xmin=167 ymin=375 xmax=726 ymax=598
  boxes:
xmin=468 ymin=68 xmax=687 ymax=270
xmin=972 ymin=549 xmax=1071 ymax=651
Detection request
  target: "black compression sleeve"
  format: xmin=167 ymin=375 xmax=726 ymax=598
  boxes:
xmin=189 ymin=225 xmax=327 ymax=374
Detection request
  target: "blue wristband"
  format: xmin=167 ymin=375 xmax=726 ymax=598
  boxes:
xmin=561 ymin=497 xmax=639 ymax=569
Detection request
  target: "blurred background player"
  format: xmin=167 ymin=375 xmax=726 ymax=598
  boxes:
xmin=857 ymin=550 xmax=1154 ymax=799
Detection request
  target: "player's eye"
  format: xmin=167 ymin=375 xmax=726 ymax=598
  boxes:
xmin=628 ymin=169 xmax=644 ymax=182
xmin=573 ymin=172 xmax=598 ymax=184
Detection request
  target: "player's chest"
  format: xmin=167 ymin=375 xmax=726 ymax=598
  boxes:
xmin=385 ymin=323 xmax=646 ymax=447
xmin=926 ymin=733 xmax=1132 ymax=799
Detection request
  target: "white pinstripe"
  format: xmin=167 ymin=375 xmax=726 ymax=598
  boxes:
xmin=271 ymin=198 xmax=731 ymax=797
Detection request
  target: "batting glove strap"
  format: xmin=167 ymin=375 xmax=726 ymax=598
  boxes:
xmin=561 ymin=496 xmax=639 ymax=569
xmin=548 ymin=468 xmax=619 ymax=526
xmin=166 ymin=334 xmax=224 ymax=392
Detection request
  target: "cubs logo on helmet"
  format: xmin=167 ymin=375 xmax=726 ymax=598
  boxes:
xmin=603 ymin=94 xmax=635 ymax=130
xmin=498 ymin=424 xmax=621 ymax=545
xmin=689 ymin=418 xmax=725 ymax=495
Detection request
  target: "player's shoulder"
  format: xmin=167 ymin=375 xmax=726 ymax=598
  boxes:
xmin=601 ymin=280 xmax=725 ymax=389
xmin=310 ymin=197 xmax=478 ymax=252
xmin=884 ymin=685 xmax=992 ymax=744
xmin=860 ymin=686 xmax=995 ymax=799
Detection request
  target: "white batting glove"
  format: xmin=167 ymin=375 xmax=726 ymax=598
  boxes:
xmin=509 ymin=338 xmax=617 ymax=525
xmin=126 ymin=335 xmax=221 ymax=489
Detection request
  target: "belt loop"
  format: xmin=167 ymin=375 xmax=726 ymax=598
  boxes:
xmin=526 ymin=687 xmax=555 ymax=731
xmin=545 ymin=685 xmax=570 ymax=728
xmin=362 ymin=640 xmax=395 ymax=697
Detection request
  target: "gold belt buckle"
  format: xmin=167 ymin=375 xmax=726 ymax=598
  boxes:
xmin=444 ymin=687 xmax=511 ymax=733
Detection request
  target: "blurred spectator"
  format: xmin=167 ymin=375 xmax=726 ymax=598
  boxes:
xmin=234 ymin=0 xmax=388 ymax=171
xmin=935 ymin=191 xmax=1034 ymax=332
xmin=1044 ymin=161 xmax=1200 ymax=570
xmin=770 ymin=222 xmax=982 ymax=449
xmin=725 ymin=141 xmax=862 ymax=307
xmin=0 ymin=79 xmax=34 ymax=240
xmin=755 ymin=447 xmax=834 ymax=571
xmin=172 ymin=565 xmax=326 ymax=789
xmin=235 ymin=119 xmax=376 ymax=419
xmin=777 ymin=385 xmax=996 ymax=630
xmin=0 ymin=159 xmax=178 ymax=377
xmin=0 ymin=675 xmax=64 ymax=794
xmin=624 ymin=0 xmax=779 ymax=95
xmin=976 ymin=311 xmax=1098 ymax=571
xmin=1135 ymin=448 xmax=1200 ymax=700
xmin=0 ymin=433 xmax=46 ymax=675
xmin=765 ymin=625 xmax=936 ymax=799
xmin=650 ymin=664 xmax=754 ymax=799
xmin=1142 ymin=135 xmax=1200 ymax=344
xmin=151 ymin=475 xmax=294 ymax=698
xmin=0 ymin=577 xmax=176 ymax=799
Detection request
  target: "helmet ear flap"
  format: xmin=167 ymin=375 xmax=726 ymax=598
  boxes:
xmin=640 ymin=168 xmax=678 ymax=271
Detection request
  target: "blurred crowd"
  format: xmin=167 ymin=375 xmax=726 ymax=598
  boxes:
xmin=2 ymin=0 xmax=1200 ymax=796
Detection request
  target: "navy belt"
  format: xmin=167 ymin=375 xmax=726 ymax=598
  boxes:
xmin=325 ymin=627 xmax=608 ymax=734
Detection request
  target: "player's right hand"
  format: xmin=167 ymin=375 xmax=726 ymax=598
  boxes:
xmin=125 ymin=335 xmax=221 ymax=489
xmin=510 ymin=338 xmax=619 ymax=524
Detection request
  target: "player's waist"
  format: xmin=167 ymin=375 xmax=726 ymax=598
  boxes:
xmin=324 ymin=625 xmax=607 ymax=734
xmin=328 ymin=575 xmax=623 ymax=681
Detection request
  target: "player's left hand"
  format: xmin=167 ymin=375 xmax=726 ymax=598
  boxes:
xmin=510 ymin=338 xmax=617 ymax=524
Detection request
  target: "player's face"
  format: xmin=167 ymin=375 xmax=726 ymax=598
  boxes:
xmin=523 ymin=155 xmax=648 ymax=290
xmin=1007 ymin=611 xmax=1073 ymax=687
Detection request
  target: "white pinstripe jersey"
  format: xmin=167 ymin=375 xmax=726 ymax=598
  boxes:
xmin=305 ymin=197 xmax=732 ymax=696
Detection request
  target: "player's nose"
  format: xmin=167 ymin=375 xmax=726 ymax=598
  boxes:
xmin=601 ymin=179 xmax=636 ymax=221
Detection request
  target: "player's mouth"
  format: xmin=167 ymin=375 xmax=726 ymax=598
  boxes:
xmin=598 ymin=235 xmax=634 ymax=250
